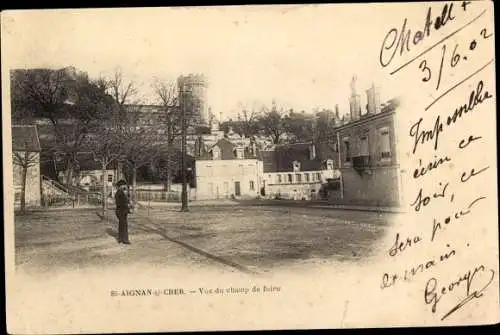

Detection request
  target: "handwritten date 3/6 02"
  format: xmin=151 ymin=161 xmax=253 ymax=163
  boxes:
xmin=424 ymin=265 xmax=495 ymax=321
xmin=418 ymin=27 xmax=492 ymax=91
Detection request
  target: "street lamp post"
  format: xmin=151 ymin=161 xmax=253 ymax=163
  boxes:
xmin=180 ymin=84 xmax=189 ymax=212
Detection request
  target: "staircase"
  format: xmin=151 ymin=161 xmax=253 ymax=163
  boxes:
xmin=41 ymin=175 xmax=103 ymax=208
xmin=42 ymin=175 xmax=69 ymax=196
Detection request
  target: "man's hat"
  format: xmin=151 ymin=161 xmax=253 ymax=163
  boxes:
xmin=116 ymin=179 xmax=127 ymax=187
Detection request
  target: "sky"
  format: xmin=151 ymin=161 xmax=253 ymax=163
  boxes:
xmin=3 ymin=4 xmax=408 ymax=121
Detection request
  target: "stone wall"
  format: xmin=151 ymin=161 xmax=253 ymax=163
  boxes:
xmin=334 ymin=166 xmax=400 ymax=206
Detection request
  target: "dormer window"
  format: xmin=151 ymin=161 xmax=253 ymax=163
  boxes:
xmin=326 ymin=159 xmax=334 ymax=170
xmin=293 ymin=160 xmax=301 ymax=172
xmin=235 ymin=147 xmax=244 ymax=159
xmin=212 ymin=146 xmax=221 ymax=160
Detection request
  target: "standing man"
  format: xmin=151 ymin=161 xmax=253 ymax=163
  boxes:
xmin=115 ymin=179 xmax=131 ymax=244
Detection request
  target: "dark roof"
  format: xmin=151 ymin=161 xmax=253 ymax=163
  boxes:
xmin=12 ymin=125 xmax=41 ymax=152
xmin=261 ymin=150 xmax=277 ymax=172
xmin=263 ymin=143 xmax=322 ymax=172
xmin=196 ymin=138 xmax=261 ymax=160
xmin=212 ymin=138 xmax=237 ymax=160
xmin=262 ymin=142 xmax=334 ymax=173
xmin=315 ymin=141 xmax=337 ymax=161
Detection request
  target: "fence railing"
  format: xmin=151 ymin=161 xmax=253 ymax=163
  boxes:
xmin=41 ymin=192 xmax=104 ymax=208
xmin=135 ymin=189 xmax=181 ymax=202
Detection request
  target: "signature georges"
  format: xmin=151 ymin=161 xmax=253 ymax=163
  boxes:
xmin=424 ymin=264 xmax=496 ymax=320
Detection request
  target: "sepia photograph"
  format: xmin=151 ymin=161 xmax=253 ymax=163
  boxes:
xmin=2 ymin=2 xmax=499 ymax=333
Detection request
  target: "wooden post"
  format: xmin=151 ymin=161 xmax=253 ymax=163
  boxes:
xmin=102 ymin=161 xmax=107 ymax=219
xmin=181 ymin=85 xmax=189 ymax=212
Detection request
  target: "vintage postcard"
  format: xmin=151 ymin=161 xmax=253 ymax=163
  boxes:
xmin=2 ymin=2 xmax=499 ymax=333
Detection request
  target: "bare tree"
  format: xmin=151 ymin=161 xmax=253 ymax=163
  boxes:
xmin=115 ymin=109 xmax=163 ymax=203
xmin=153 ymin=78 xmax=181 ymax=191
xmin=11 ymin=68 xmax=114 ymax=188
xmin=87 ymin=121 xmax=122 ymax=219
xmin=257 ymin=101 xmax=288 ymax=145
xmin=284 ymin=110 xmax=315 ymax=143
xmin=107 ymin=67 xmax=139 ymax=109
xmin=104 ymin=68 xmax=142 ymax=181
xmin=235 ymin=108 xmax=260 ymax=138
xmin=13 ymin=142 xmax=39 ymax=213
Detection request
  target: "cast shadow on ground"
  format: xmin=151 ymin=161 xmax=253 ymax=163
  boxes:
xmin=105 ymin=228 xmax=119 ymax=243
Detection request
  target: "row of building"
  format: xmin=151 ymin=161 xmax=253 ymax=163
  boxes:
xmin=11 ymin=76 xmax=404 ymax=208
xmin=193 ymin=92 xmax=402 ymax=207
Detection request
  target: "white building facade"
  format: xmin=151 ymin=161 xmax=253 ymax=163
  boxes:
xmin=260 ymin=142 xmax=340 ymax=200
xmin=195 ymin=158 xmax=263 ymax=200
xmin=262 ymin=163 xmax=339 ymax=200
xmin=195 ymin=134 xmax=263 ymax=200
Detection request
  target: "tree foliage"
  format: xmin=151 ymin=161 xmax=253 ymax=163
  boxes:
xmin=284 ymin=110 xmax=314 ymax=143
xmin=232 ymin=109 xmax=260 ymax=138
xmin=152 ymin=78 xmax=181 ymax=190
xmin=256 ymin=102 xmax=288 ymax=145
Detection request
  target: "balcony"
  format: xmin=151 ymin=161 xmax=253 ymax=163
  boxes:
xmin=352 ymin=155 xmax=371 ymax=174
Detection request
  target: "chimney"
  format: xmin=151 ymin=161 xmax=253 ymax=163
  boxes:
xmin=349 ymin=96 xmax=361 ymax=121
xmin=309 ymin=143 xmax=316 ymax=160
xmin=335 ymin=104 xmax=340 ymax=119
xmin=366 ymin=83 xmax=381 ymax=114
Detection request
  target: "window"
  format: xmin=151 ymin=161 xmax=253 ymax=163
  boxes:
xmin=277 ymin=174 xmax=282 ymax=184
xmin=379 ymin=126 xmax=391 ymax=159
xmin=296 ymin=173 xmax=302 ymax=183
xmin=107 ymin=174 xmax=113 ymax=182
xmin=326 ymin=159 xmax=334 ymax=170
xmin=287 ymin=174 xmax=293 ymax=183
xmin=359 ymin=136 xmax=369 ymax=156
xmin=316 ymin=173 xmax=321 ymax=181
xmin=249 ymin=181 xmax=255 ymax=190
xmin=212 ymin=146 xmax=221 ymax=160
xmin=305 ymin=173 xmax=310 ymax=182
xmin=235 ymin=147 xmax=244 ymax=159
xmin=344 ymin=138 xmax=351 ymax=162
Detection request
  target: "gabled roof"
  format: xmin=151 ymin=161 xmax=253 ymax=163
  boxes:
xmin=210 ymin=138 xmax=237 ymax=160
xmin=195 ymin=137 xmax=261 ymax=161
xmin=12 ymin=125 xmax=41 ymax=152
